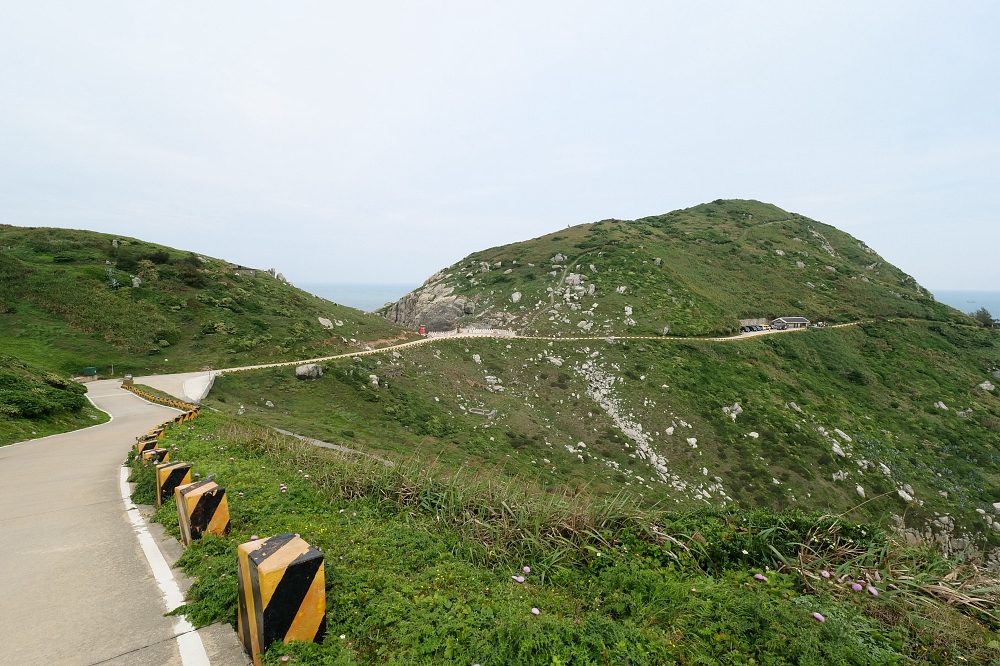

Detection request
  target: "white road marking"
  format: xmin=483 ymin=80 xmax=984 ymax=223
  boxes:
xmin=119 ymin=467 xmax=211 ymax=666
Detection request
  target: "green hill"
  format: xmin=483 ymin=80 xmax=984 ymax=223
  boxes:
xmin=201 ymin=201 xmax=1000 ymax=558
xmin=0 ymin=225 xmax=413 ymax=377
xmin=380 ymin=200 xmax=964 ymax=336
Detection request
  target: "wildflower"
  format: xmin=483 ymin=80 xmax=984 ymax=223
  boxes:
xmin=867 ymin=586 xmax=878 ymax=596
xmin=251 ymin=535 xmax=259 ymax=541
xmin=812 ymin=612 xmax=826 ymax=623
xmin=512 ymin=576 xmax=525 ymax=583
xmin=523 ymin=566 xmax=531 ymax=573
xmin=281 ymin=657 xmax=289 ymax=663
xmin=690 ymin=588 xmax=696 ymax=594
xmin=340 ymin=634 xmax=346 ymax=640
xmin=754 ymin=573 xmax=768 ymax=582
xmin=851 ymin=583 xmax=863 ymax=592
xmin=741 ymin=549 xmax=749 ymax=555
xmin=229 ymin=457 xmax=234 ymax=461
xmin=531 ymin=608 xmax=540 ymax=615
xmin=294 ymin=533 xmax=300 ymax=538
xmin=194 ymin=473 xmax=201 ymax=478
xmin=339 ymin=509 xmax=345 ymax=513
xmin=304 ymin=474 xmax=309 ymax=478
xmin=238 ymin=492 xmax=244 ymax=497
xmin=820 ymin=570 xmax=831 ymax=579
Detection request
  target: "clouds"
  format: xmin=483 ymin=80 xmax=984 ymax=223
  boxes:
xmin=0 ymin=2 xmax=997 ymax=288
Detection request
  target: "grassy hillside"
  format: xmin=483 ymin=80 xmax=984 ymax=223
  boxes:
xmin=204 ymin=318 xmax=1000 ymax=560
xmin=380 ymin=200 xmax=965 ymax=337
xmin=0 ymin=225 xmax=413 ymax=377
xmin=130 ymin=413 xmax=1000 ymax=665
xmin=0 ymin=353 xmax=109 ymax=445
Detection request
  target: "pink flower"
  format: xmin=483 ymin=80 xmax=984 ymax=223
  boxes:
xmin=812 ymin=612 xmax=826 ymax=623
xmin=531 ymin=608 xmax=540 ymax=615
xmin=754 ymin=573 xmax=768 ymax=582
xmin=867 ymin=586 xmax=878 ymax=596
xmin=281 ymin=657 xmax=289 ymax=663
xmin=690 ymin=588 xmax=697 ymax=594
xmin=250 ymin=535 xmax=259 ymax=541
xmin=512 ymin=576 xmax=525 ymax=583
xmin=523 ymin=566 xmax=531 ymax=574
xmin=852 ymin=583 xmax=863 ymax=592
xmin=820 ymin=570 xmax=831 ymax=579
xmin=229 ymin=457 xmax=234 ymax=461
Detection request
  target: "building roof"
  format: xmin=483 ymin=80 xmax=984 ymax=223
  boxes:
xmin=774 ymin=316 xmax=810 ymax=324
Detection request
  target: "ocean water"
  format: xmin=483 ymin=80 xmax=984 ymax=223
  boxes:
xmin=932 ymin=290 xmax=1000 ymax=318
xmin=297 ymin=283 xmax=416 ymax=313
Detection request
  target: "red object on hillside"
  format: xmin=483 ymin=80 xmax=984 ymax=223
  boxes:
xmin=419 ymin=325 xmax=426 ymax=335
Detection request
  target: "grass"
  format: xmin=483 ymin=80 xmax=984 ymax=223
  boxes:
xmin=0 ymin=353 xmax=109 ymax=446
xmin=202 ymin=320 xmax=1000 ymax=554
xmin=0 ymin=225 xmax=414 ymax=377
xmin=128 ymin=413 xmax=1000 ymax=664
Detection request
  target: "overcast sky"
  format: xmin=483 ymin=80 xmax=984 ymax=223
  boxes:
xmin=1 ymin=2 xmax=996 ymax=290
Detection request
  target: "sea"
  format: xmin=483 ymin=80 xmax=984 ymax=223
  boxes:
xmin=932 ymin=290 xmax=1000 ymax=318
xmin=297 ymin=283 xmax=416 ymax=313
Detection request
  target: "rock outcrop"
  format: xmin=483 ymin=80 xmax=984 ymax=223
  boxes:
xmin=295 ymin=363 xmax=323 ymax=379
xmin=383 ymin=271 xmax=473 ymax=332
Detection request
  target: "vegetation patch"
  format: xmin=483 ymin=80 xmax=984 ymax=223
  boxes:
xmin=130 ymin=413 xmax=1000 ymax=664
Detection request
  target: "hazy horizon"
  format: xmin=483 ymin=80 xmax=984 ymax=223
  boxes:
xmin=2 ymin=3 xmax=997 ymax=290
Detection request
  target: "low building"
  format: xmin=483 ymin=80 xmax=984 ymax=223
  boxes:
xmin=772 ymin=316 xmax=810 ymax=329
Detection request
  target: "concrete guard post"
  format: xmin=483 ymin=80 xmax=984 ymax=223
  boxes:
xmin=175 ymin=480 xmax=231 ymax=546
xmin=142 ymin=448 xmax=170 ymax=463
xmin=155 ymin=462 xmax=192 ymax=507
xmin=136 ymin=439 xmax=158 ymax=456
xmin=237 ymin=533 xmax=326 ymax=666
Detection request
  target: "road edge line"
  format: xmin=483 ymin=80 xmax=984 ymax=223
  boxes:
xmin=119 ymin=466 xmax=212 ymax=666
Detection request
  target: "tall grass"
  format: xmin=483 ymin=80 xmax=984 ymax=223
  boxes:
xmin=218 ymin=419 xmax=1000 ymax=630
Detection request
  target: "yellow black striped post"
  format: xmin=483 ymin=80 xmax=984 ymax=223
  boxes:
xmin=136 ymin=439 xmax=158 ymax=455
xmin=154 ymin=462 xmax=191 ymax=507
xmin=175 ymin=481 xmax=231 ymax=546
xmin=149 ymin=428 xmax=164 ymax=439
xmin=237 ymin=533 xmax=326 ymax=665
xmin=142 ymin=448 xmax=169 ymax=463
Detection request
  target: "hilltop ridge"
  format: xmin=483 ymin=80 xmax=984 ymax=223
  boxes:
xmin=381 ymin=200 xmax=962 ymax=336
xmin=0 ymin=225 xmax=413 ymax=377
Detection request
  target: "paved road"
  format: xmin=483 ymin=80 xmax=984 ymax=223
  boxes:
xmin=0 ymin=379 xmax=242 ymax=666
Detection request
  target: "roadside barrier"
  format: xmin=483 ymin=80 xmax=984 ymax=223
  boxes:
xmin=136 ymin=440 xmax=158 ymax=456
xmin=176 ymin=480 xmax=231 ymax=546
xmin=142 ymin=448 xmax=169 ymax=463
xmin=121 ymin=383 xmax=198 ymax=412
xmin=237 ymin=533 xmax=326 ymax=666
xmin=155 ymin=462 xmax=192 ymax=507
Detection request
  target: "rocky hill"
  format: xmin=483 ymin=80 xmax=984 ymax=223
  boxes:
xmin=0 ymin=225 xmax=413 ymax=376
xmin=380 ymin=200 xmax=963 ymax=336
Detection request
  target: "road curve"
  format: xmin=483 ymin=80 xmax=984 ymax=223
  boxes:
xmin=0 ymin=380 xmax=214 ymax=665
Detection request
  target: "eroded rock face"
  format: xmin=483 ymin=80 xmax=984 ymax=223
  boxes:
xmin=383 ymin=273 xmax=472 ymax=332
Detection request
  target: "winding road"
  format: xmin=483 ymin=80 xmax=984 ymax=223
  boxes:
xmin=0 ymin=380 xmax=248 ymax=666
xmin=0 ymin=319 xmax=860 ymax=665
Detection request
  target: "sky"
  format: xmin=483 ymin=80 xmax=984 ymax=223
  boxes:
xmin=0 ymin=2 xmax=997 ymax=291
